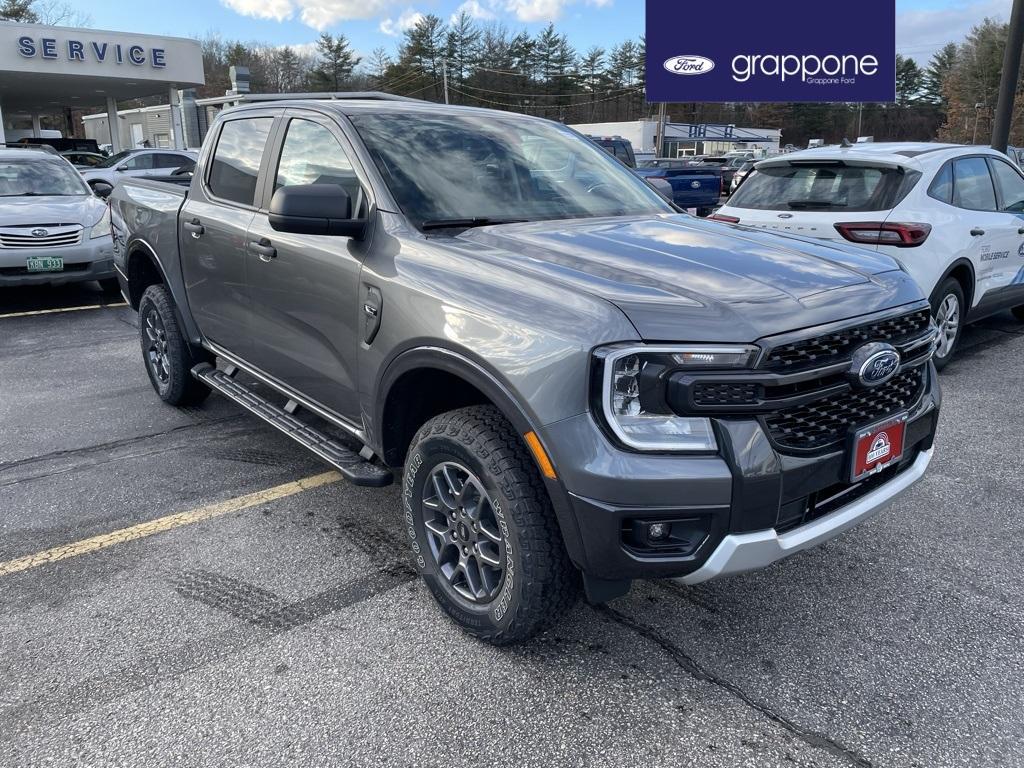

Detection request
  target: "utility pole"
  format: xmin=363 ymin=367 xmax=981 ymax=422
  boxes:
xmin=654 ymin=101 xmax=667 ymax=158
xmin=857 ymin=103 xmax=864 ymax=138
xmin=992 ymin=0 xmax=1024 ymax=152
xmin=441 ymin=58 xmax=450 ymax=105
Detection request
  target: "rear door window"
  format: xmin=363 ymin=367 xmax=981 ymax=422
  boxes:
xmin=952 ymin=157 xmax=997 ymax=211
xmin=988 ymin=158 xmax=1024 ymax=212
xmin=154 ymin=153 xmax=188 ymax=169
xmin=208 ymin=117 xmax=274 ymax=206
xmin=728 ymin=163 xmax=905 ymax=211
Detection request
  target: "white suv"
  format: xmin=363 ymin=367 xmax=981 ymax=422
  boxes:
xmin=713 ymin=143 xmax=1024 ymax=367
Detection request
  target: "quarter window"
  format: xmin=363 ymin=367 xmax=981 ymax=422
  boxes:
xmin=988 ymin=158 xmax=1024 ymax=213
xmin=928 ymin=162 xmax=953 ymax=204
xmin=208 ymin=117 xmax=274 ymax=206
xmin=952 ymin=157 xmax=997 ymax=211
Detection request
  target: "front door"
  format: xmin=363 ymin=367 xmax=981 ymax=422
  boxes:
xmin=179 ymin=115 xmax=276 ymax=359
xmin=985 ymin=157 xmax=1024 ymax=307
xmin=244 ymin=114 xmax=368 ymax=424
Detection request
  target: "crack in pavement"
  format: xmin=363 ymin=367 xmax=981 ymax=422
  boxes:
xmin=0 ymin=415 xmax=247 ymax=479
xmin=597 ymin=604 xmax=873 ymax=768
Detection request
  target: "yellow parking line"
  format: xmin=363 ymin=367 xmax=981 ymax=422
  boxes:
xmin=0 ymin=302 xmax=128 ymax=319
xmin=0 ymin=471 xmax=341 ymax=578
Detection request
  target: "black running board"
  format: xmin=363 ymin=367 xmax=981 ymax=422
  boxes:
xmin=192 ymin=363 xmax=393 ymax=487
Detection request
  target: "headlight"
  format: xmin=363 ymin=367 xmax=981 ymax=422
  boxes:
xmin=89 ymin=206 xmax=111 ymax=239
xmin=597 ymin=344 xmax=760 ymax=452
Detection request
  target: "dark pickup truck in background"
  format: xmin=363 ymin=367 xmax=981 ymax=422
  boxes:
xmin=633 ymin=158 xmax=722 ymax=215
xmin=109 ymin=95 xmax=941 ymax=645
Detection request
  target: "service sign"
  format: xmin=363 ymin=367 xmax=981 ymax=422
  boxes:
xmin=645 ymin=0 xmax=896 ymax=103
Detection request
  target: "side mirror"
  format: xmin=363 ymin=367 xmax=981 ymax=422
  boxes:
xmin=268 ymin=184 xmax=366 ymax=238
xmin=91 ymin=181 xmax=113 ymax=199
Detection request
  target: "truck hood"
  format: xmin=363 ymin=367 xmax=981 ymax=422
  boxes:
xmin=457 ymin=214 xmax=922 ymax=342
xmin=0 ymin=195 xmax=106 ymax=227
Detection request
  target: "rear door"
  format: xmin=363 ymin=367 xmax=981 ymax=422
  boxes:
xmin=180 ymin=113 xmax=278 ymax=359
xmin=243 ymin=110 xmax=369 ymax=424
xmin=948 ymin=156 xmax=1011 ymax=309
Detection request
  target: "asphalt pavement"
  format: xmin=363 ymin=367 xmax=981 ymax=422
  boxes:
xmin=1 ymin=282 xmax=1023 ymax=768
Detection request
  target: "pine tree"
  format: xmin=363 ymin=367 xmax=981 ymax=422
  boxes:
xmin=310 ymin=33 xmax=361 ymax=92
xmin=0 ymin=0 xmax=38 ymax=21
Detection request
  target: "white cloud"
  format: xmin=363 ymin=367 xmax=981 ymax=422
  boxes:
xmin=220 ymin=0 xmax=392 ymax=30
xmin=379 ymin=7 xmax=424 ymax=35
xmin=451 ymin=0 xmax=496 ymax=23
xmin=220 ymin=0 xmax=296 ymax=22
xmin=897 ymin=0 xmax=1011 ymax=64
xmin=503 ymin=0 xmax=610 ymax=23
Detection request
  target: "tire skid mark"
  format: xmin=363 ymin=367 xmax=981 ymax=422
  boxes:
xmin=0 ymin=571 xmax=412 ymax=731
xmin=598 ymin=604 xmax=873 ymax=768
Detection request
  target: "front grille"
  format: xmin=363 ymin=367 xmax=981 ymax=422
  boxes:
xmin=763 ymin=309 xmax=931 ymax=372
xmin=692 ymin=381 xmax=762 ymax=406
xmin=0 ymin=226 xmax=83 ymax=249
xmin=763 ymin=367 xmax=925 ymax=451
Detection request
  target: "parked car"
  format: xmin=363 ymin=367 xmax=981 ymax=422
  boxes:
xmin=634 ymin=158 xmax=721 ymax=214
xmin=730 ymin=159 xmax=756 ymax=194
xmin=714 ymin=142 xmax=1024 ymax=367
xmin=587 ymin=135 xmax=637 ymax=168
xmin=62 ymin=151 xmax=108 ymax=169
xmin=110 ymin=98 xmax=940 ymax=645
xmin=79 ymin=149 xmax=198 ymax=190
xmin=0 ymin=146 xmax=115 ymax=290
xmin=1005 ymin=146 xmax=1024 ymax=169
xmin=698 ymin=155 xmax=749 ymax=193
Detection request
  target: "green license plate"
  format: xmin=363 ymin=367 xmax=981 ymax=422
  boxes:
xmin=26 ymin=257 xmax=64 ymax=273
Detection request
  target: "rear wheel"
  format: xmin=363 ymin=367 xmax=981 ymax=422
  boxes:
xmin=138 ymin=284 xmax=211 ymax=406
xmin=403 ymin=406 xmax=579 ymax=645
xmin=931 ymin=278 xmax=965 ymax=370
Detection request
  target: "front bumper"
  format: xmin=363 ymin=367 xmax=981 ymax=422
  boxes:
xmin=544 ymin=362 xmax=940 ymax=583
xmin=0 ymin=236 xmax=115 ymax=287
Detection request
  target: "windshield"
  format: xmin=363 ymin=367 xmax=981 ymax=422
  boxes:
xmin=728 ymin=163 xmax=910 ymax=212
xmin=349 ymin=113 xmax=672 ymax=229
xmin=95 ymin=150 xmax=133 ymax=169
xmin=0 ymin=160 xmax=89 ymax=196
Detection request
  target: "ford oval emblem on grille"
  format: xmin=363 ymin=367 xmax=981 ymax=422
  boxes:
xmin=777 ymin=213 xmax=793 ymax=219
xmin=690 ymin=180 xmax=701 ymax=189
xmin=31 ymin=228 xmax=48 ymax=237
xmin=849 ymin=343 xmax=901 ymax=388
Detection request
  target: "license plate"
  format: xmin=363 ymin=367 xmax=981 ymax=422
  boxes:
xmin=850 ymin=413 xmax=907 ymax=482
xmin=26 ymin=256 xmax=63 ymax=273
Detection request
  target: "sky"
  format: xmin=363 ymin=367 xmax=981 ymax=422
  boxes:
xmin=56 ymin=0 xmax=1013 ymax=66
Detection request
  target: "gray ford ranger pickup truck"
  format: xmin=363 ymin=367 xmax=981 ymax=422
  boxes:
xmin=109 ymin=95 xmax=941 ymax=645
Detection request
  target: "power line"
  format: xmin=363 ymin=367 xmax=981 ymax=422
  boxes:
xmin=455 ymin=81 xmax=640 ymax=98
xmin=446 ymin=85 xmax=644 ymax=111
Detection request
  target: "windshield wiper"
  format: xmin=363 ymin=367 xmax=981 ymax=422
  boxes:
xmin=421 ymin=217 xmax=527 ymax=231
xmin=0 ymin=192 xmax=50 ymax=197
xmin=786 ymin=199 xmax=846 ymax=209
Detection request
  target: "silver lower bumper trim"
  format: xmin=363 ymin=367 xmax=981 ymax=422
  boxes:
xmin=676 ymin=447 xmax=934 ymax=585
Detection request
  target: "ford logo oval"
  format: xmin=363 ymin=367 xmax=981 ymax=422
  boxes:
xmin=848 ymin=343 xmax=901 ymax=388
xmin=31 ymin=228 xmax=48 ymax=237
xmin=663 ymin=55 xmax=715 ymax=76
xmin=690 ymin=180 xmax=701 ymax=189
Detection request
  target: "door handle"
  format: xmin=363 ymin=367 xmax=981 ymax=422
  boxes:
xmin=250 ymin=238 xmax=277 ymax=262
xmin=183 ymin=218 xmax=204 ymax=238
xmin=1017 ymin=227 xmax=1024 ymax=235
xmin=970 ymin=228 xmax=985 ymax=236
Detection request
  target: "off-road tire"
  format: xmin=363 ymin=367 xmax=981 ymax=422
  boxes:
xmin=403 ymin=406 xmax=579 ymax=645
xmin=931 ymin=278 xmax=965 ymax=371
xmin=138 ymin=284 xmax=211 ymax=406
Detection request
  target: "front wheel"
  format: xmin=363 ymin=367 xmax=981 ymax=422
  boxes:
xmin=137 ymin=284 xmax=211 ymax=406
xmin=931 ymin=278 xmax=965 ymax=371
xmin=402 ymin=406 xmax=579 ymax=645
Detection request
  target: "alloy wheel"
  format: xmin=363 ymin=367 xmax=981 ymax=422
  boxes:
xmin=143 ymin=307 xmax=170 ymax=384
xmin=934 ymin=293 xmax=960 ymax=360
xmin=421 ymin=461 xmax=505 ymax=603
